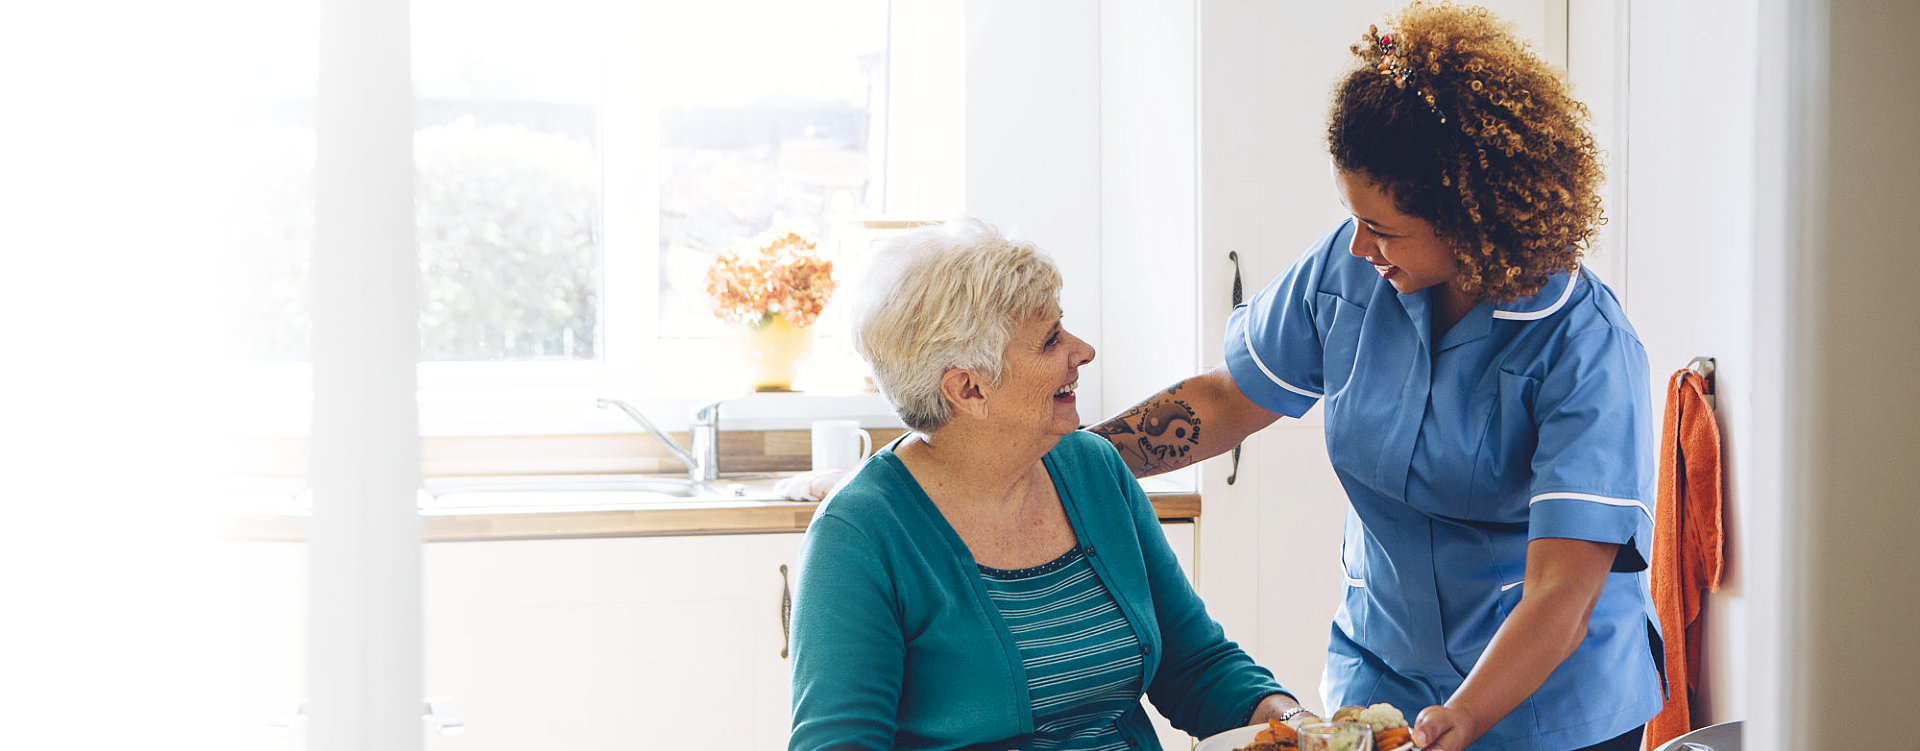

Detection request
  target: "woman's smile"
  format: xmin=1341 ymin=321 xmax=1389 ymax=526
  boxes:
xmin=998 ymin=310 xmax=1095 ymax=436
xmin=1331 ymin=164 xmax=1459 ymax=297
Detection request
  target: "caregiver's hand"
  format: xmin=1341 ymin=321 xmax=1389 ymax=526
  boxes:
xmin=1411 ymin=703 xmax=1486 ymax=751
xmin=1414 ymin=537 xmax=1619 ymax=751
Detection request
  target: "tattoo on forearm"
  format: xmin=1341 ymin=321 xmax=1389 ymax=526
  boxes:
xmin=1085 ymin=417 xmax=1141 ymax=464
xmin=1089 ymin=383 xmax=1204 ymax=473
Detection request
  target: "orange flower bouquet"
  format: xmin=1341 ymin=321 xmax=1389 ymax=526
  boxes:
xmin=703 ymin=231 xmax=837 ymax=329
xmin=704 ymin=231 xmax=836 ymax=391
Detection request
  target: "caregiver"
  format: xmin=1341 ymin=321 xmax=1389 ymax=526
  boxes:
xmin=1090 ymin=4 xmax=1662 ymax=751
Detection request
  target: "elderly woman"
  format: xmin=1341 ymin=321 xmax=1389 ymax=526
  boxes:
xmin=787 ymin=218 xmax=1308 ymax=751
xmin=1094 ymin=4 xmax=1661 ymax=751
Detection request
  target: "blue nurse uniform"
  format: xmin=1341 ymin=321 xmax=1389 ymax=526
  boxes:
xmin=1225 ymin=220 xmax=1664 ymax=751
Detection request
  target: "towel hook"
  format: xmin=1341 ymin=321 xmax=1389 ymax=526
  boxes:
xmin=1686 ymin=356 xmax=1717 ymax=410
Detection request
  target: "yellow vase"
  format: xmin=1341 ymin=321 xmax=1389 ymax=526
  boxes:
xmin=730 ymin=313 xmax=813 ymax=392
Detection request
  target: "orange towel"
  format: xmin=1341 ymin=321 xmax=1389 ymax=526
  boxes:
xmin=1646 ymin=368 xmax=1725 ymax=748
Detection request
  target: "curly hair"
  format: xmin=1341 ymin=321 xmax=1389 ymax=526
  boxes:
xmin=1328 ymin=1 xmax=1604 ymax=302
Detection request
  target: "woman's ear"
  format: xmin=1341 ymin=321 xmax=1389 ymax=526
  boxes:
xmin=940 ymin=367 xmax=989 ymax=421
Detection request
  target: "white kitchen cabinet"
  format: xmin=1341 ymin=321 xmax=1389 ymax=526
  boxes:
xmin=424 ymin=532 xmax=805 ymax=751
xmin=1148 ymin=521 xmax=1197 ymax=749
xmin=218 ymin=540 xmax=308 ymax=751
xmin=423 ymin=522 xmax=1198 ymax=751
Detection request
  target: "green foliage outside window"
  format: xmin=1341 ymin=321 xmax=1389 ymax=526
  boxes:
xmin=416 ymin=115 xmax=600 ymax=361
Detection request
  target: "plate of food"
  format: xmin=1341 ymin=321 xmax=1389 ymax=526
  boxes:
xmin=1194 ymin=720 xmax=1286 ymax=751
xmin=1325 ymin=703 xmax=1416 ymax=751
xmin=1194 ymin=703 xmax=1417 ymax=751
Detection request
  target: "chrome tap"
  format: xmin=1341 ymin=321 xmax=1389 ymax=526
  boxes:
xmin=596 ymin=397 xmax=723 ymax=486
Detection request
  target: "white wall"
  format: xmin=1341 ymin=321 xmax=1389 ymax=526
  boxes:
xmin=1767 ymin=1 xmax=1920 ymax=748
xmin=1567 ymin=0 xmax=1631 ymax=288
xmin=1098 ymin=0 xmax=1199 ymax=428
xmin=962 ymin=0 xmax=1107 ymax=417
xmin=1617 ymin=0 xmax=1760 ymax=727
xmin=1492 ymin=5 xmax=1920 ymax=748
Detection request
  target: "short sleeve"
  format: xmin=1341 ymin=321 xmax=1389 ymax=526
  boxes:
xmin=1223 ymin=234 xmax=1338 ymax=418
xmin=1525 ymin=326 xmax=1657 ymax=571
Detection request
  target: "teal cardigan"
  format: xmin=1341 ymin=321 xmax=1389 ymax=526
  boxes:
xmin=788 ymin=431 xmax=1287 ymax=751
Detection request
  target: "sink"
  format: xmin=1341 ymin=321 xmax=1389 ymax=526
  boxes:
xmin=419 ymin=473 xmax=794 ymax=511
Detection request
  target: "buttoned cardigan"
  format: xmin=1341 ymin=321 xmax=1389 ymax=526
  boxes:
xmin=788 ymin=431 xmax=1286 ymax=751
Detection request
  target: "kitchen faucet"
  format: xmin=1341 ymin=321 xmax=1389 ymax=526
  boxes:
xmin=595 ymin=397 xmax=723 ymax=487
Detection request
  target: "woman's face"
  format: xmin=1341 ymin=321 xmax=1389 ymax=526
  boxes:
xmin=1332 ymin=166 xmax=1459 ymax=296
xmin=989 ymin=308 xmax=1095 ymax=438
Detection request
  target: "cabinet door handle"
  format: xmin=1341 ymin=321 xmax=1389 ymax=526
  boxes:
xmin=779 ymin=564 xmax=793 ymax=659
xmin=1227 ymin=250 xmax=1245 ymax=486
xmin=267 ymin=696 xmax=305 ymax=735
xmin=423 ymin=696 xmax=466 ymax=737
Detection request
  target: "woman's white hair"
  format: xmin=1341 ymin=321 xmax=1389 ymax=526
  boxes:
xmin=847 ymin=217 xmax=1063 ymax=433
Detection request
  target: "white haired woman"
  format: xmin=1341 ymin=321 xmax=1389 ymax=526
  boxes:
xmin=787 ymin=218 xmax=1310 ymax=751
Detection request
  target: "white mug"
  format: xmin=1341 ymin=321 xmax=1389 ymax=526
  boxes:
xmin=811 ymin=419 xmax=874 ymax=472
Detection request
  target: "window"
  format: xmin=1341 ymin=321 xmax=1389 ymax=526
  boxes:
xmin=649 ymin=2 xmax=889 ymax=341
xmin=219 ymin=0 xmax=962 ymax=434
xmin=413 ymin=0 xmax=606 ymax=362
xmin=218 ymin=3 xmax=318 ymax=365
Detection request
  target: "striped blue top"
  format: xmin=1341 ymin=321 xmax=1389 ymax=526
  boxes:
xmin=978 ymin=545 xmax=1144 ymax=751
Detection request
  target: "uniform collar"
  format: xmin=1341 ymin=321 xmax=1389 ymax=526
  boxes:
xmin=1491 ymin=265 xmax=1582 ymax=321
xmin=1399 ymin=265 xmax=1582 ymax=353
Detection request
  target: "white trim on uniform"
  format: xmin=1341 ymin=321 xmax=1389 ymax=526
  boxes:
xmin=1492 ymin=266 xmax=1582 ymax=321
xmin=1241 ymin=316 xmax=1322 ymax=398
xmin=1527 ymin=490 xmax=1654 ymax=520
xmin=1343 ymin=575 xmax=1366 ymax=588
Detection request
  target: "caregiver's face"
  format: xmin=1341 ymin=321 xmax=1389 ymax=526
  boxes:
xmin=1332 ymin=166 xmax=1458 ymax=297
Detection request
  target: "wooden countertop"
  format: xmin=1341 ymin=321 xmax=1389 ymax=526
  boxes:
xmin=224 ymin=493 xmax=1201 ymax=542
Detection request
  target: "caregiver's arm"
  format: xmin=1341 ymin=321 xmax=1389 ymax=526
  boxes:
xmin=1089 ymin=364 xmax=1281 ymax=478
xmin=1409 ymin=537 xmax=1618 ymax=751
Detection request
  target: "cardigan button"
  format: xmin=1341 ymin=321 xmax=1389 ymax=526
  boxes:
xmin=1139 ymin=644 xmax=1152 ymax=655
xmin=1084 ymin=546 xmax=1096 ymax=556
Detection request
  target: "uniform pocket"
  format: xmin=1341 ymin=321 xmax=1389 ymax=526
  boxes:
xmin=1494 ymin=580 xmax=1524 ymax=620
xmin=1313 ymin=292 xmax=1366 ymax=397
xmin=1468 ymin=370 xmax=1542 ymax=521
xmin=1340 ymin=516 xmax=1366 ymax=588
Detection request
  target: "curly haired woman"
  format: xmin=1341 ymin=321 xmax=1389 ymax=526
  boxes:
xmin=1092 ymin=4 xmax=1660 ymax=750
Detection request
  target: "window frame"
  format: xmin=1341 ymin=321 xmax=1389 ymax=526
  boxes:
xmin=223 ymin=0 xmax=959 ymax=438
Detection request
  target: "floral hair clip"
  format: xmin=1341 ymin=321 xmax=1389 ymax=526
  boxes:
xmin=1373 ymin=30 xmax=1447 ymax=123
xmin=1376 ymin=33 xmax=1415 ymax=88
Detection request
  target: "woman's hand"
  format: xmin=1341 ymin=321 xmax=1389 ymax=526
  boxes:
xmin=1411 ymin=703 xmax=1486 ymax=751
